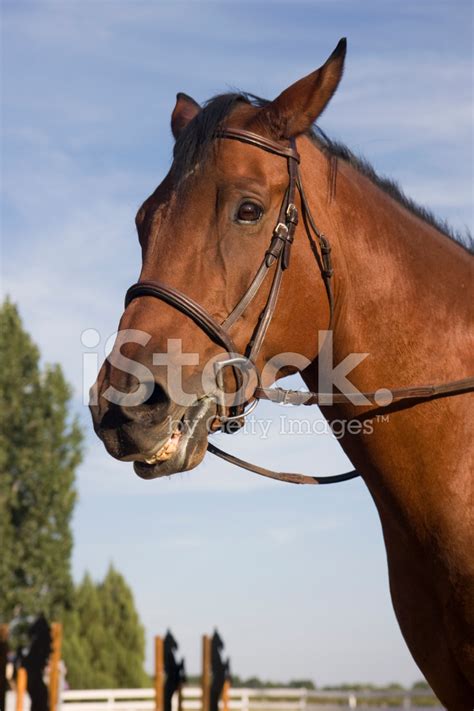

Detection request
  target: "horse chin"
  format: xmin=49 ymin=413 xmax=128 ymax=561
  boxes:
xmin=133 ymin=398 xmax=215 ymax=480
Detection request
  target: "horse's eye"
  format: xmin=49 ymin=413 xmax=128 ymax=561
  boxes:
xmin=236 ymin=201 xmax=263 ymax=223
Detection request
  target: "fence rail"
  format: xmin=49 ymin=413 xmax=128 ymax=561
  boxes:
xmin=6 ymin=685 xmax=442 ymax=711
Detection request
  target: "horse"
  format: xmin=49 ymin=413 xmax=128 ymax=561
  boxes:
xmin=90 ymin=39 xmax=474 ymax=707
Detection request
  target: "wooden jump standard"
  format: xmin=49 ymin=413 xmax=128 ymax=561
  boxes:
xmin=155 ymin=631 xmax=230 ymax=711
xmin=2 ymin=621 xmax=62 ymax=711
xmin=202 ymin=632 xmax=231 ymax=711
xmin=154 ymin=632 xmax=185 ymax=711
xmin=49 ymin=623 xmax=62 ymax=711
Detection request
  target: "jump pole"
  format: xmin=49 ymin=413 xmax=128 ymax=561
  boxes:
xmin=201 ymin=635 xmax=211 ymax=711
xmin=0 ymin=625 xmax=8 ymax=711
xmin=49 ymin=622 xmax=63 ymax=711
xmin=154 ymin=636 xmax=164 ymax=711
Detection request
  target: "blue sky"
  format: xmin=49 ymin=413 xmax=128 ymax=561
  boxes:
xmin=2 ymin=0 xmax=472 ymax=687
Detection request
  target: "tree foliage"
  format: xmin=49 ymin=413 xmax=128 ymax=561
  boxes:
xmin=411 ymin=680 xmax=431 ymax=690
xmin=1 ymin=301 xmax=147 ymax=686
xmin=63 ymin=566 xmax=148 ymax=688
xmin=0 ymin=299 xmax=83 ymax=621
xmin=230 ymin=677 xmax=315 ymax=690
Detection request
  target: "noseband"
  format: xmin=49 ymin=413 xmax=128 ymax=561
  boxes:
xmin=125 ymin=128 xmax=474 ymax=486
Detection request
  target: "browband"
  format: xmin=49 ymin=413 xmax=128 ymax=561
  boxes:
xmin=215 ymin=128 xmax=300 ymax=162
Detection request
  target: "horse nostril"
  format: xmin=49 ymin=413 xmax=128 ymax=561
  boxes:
xmin=144 ymin=382 xmax=170 ymax=409
xmin=97 ymin=381 xmax=171 ymax=432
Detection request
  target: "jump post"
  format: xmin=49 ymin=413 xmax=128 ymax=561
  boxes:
xmin=49 ymin=622 xmax=62 ymax=711
xmin=15 ymin=670 xmax=27 ymax=711
xmin=3 ymin=618 xmax=62 ymax=711
xmin=203 ymin=631 xmax=231 ymax=711
xmin=201 ymin=636 xmax=211 ymax=711
xmin=154 ymin=632 xmax=186 ymax=711
xmin=154 ymin=637 xmax=164 ymax=711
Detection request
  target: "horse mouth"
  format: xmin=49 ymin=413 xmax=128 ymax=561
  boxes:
xmin=143 ymin=429 xmax=183 ymax=464
xmin=133 ymin=397 xmax=215 ymax=479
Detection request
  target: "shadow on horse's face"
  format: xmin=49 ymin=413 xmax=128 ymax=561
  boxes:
xmin=90 ymin=43 xmax=347 ymax=478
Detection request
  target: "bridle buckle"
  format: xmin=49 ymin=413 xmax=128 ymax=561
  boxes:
xmin=213 ymin=356 xmax=260 ymax=427
xmin=286 ymin=203 xmax=298 ymax=225
xmin=274 ymin=222 xmax=289 ymax=240
xmin=320 ymin=234 xmax=334 ymax=278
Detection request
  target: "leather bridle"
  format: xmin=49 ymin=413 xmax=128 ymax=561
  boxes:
xmin=125 ymin=128 xmax=474 ymax=486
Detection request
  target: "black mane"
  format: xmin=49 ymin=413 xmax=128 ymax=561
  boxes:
xmin=172 ymin=92 xmax=472 ymax=253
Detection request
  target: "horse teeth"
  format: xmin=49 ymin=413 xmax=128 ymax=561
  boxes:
xmin=145 ymin=430 xmax=182 ymax=464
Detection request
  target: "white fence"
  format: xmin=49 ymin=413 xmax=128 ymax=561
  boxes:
xmin=6 ymin=686 xmax=442 ymax=711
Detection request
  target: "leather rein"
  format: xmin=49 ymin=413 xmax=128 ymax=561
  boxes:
xmin=125 ymin=128 xmax=474 ymax=486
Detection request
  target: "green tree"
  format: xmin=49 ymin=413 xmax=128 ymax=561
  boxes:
xmin=0 ymin=299 xmax=83 ymax=621
xmin=63 ymin=566 xmax=148 ymax=688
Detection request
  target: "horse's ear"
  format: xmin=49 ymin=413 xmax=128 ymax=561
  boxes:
xmin=171 ymin=93 xmax=201 ymax=139
xmin=257 ymin=38 xmax=347 ymax=139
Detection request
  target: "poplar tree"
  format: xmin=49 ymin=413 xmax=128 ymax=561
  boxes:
xmin=1 ymin=301 xmax=146 ymax=687
xmin=63 ymin=566 xmax=148 ymax=688
xmin=0 ymin=299 xmax=83 ymax=621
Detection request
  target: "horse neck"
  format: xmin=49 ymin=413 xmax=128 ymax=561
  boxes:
xmin=300 ymin=137 xmax=472 ymax=388
xmin=298 ymin=138 xmax=472 ymax=500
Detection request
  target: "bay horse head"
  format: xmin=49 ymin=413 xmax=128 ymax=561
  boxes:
xmin=90 ymin=40 xmax=347 ymax=477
